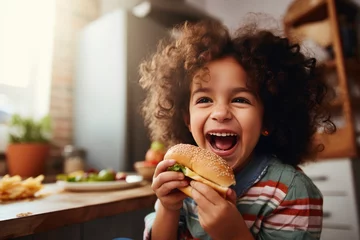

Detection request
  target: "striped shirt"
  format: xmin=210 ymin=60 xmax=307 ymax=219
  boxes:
xmin=144 ymin=155 xmax=323 ymax=240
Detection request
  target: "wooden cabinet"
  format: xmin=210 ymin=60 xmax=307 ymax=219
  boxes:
xmin=284 ymin=0 xmax=360 ymax=159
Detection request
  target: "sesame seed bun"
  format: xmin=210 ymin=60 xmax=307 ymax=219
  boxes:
xmin=164 ymin=144 xmax=236 ymax=197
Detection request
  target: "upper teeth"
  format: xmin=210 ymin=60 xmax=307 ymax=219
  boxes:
xmin=209 ymin=132 xmax=237 ymax=137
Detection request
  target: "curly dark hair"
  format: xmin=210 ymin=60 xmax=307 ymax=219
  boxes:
xmin=139 ymin=20 xmax=335 ymax=166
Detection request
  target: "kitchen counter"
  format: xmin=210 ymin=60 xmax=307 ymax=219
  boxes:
xmin=0 ymin=182 xmax=156 ymax=239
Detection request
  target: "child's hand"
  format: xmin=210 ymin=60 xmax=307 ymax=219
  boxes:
xmin=151 ymin=159 xmax=189 ymax=211
xmin=190 ymin=181 xmax=252 ymax=240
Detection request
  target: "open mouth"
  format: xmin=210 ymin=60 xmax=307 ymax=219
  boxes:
xmin=206 ymin=132 xmax=238 ymax=152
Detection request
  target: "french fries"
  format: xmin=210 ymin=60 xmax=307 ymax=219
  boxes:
xmin=0 ymin=174 xmax=44 ymax=201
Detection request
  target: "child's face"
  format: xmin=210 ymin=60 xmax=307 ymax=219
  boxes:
xmin=187 ymin=56 xmax=264 ymax=172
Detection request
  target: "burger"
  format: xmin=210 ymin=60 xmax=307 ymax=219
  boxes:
xmin=165 ymin=144 xmax=236 ymax=198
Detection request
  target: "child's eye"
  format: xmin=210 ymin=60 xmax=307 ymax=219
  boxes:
xmin=196 ymin=97 xmax=212 ymax=104
xmin=232 ymin=97 xmax=250 ymax=104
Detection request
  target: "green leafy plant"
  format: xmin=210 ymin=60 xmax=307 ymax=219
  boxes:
xmin=8 ymin=114 xmax=52 ymax=144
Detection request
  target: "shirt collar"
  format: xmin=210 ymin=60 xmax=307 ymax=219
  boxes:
xmin=231 ymin=153 xmax=270 ymax=197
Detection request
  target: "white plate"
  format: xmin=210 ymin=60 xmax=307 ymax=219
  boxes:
xmin=56 ymin=175 xmax=144 ymax=191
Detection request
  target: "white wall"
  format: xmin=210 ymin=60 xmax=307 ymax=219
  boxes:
xmin=187 ymin=0 xmax=360 ymax=31
xmin=187 ymin=0 xmax=293 ymax=31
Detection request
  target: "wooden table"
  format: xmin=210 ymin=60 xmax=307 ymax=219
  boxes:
xmin=0 ymin=183 xmax=156 ymax=239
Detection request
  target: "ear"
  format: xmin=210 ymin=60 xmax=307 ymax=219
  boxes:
xmin=183 ymin=112 xmax=191 ymax=132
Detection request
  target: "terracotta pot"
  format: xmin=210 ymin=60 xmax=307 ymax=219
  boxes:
xmin=6 ymin=143 xmax=50 ymax=177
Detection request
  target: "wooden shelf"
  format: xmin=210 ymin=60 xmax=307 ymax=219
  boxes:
xmin=284 ymin=0 xmax=327 ymax=27
xmin=322 ymin=58 xmax=360 ymax=72
xmin=284 ymin=0 xmax=358 ymax=27
xmin=322 ymin=59 xmax=336 ymax=68
xmin=315 ymin=127 xmax=357 ymax=159
xmin=329 ymin=97 xmax=360 ymax=110
xmin=322 ymin=57 xmax=360 ymax=111
xmin=329 ymin=97 xmax=343 ymax=108
xmin=284 ymin=0 xmax=359 ymax=160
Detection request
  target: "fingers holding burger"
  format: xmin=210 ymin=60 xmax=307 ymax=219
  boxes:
xmin=165 ymin=144 xmax=236 ymax=199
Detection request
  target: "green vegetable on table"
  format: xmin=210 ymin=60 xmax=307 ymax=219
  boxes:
xmin=97 ymin=169 xmax=115 ymax=181
xmin=56 ymin=169 xmax=121 ymax=182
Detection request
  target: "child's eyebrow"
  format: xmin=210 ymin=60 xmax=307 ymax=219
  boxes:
xmin=192 ymin=87 xmax=258 ymax=98
xmin=231 ymin=87 xmax=257 ymax=96
xmin=191 ymin=87 xmax=212 ymax=97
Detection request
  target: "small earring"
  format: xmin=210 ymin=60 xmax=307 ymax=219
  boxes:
xmin=262 ymin=130 xmax=269 ymax=136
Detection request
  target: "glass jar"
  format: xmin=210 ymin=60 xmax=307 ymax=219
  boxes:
xmin=62 ymin=145 xmax=86 ymax=174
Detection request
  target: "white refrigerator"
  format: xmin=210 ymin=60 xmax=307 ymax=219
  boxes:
xmin=74 ymin=9 xmax=168 ymax=171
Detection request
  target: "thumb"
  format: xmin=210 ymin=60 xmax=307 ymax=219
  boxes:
xmin=226 ymin=188 xmax=237 ymax=205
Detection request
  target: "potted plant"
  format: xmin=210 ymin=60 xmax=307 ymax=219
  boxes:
xmin=6 ymin=114 xmax=51 ymax=177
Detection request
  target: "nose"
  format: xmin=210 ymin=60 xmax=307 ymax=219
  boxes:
xmin=210 ymin=103 xmax=232 ymax=122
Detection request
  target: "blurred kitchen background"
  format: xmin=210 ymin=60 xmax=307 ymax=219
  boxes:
xmin=1 ymin=0 xmax=360 ymax=239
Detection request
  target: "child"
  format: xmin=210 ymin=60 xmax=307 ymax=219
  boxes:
xmin=139 ymin=19 xmax=335 ymax=240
